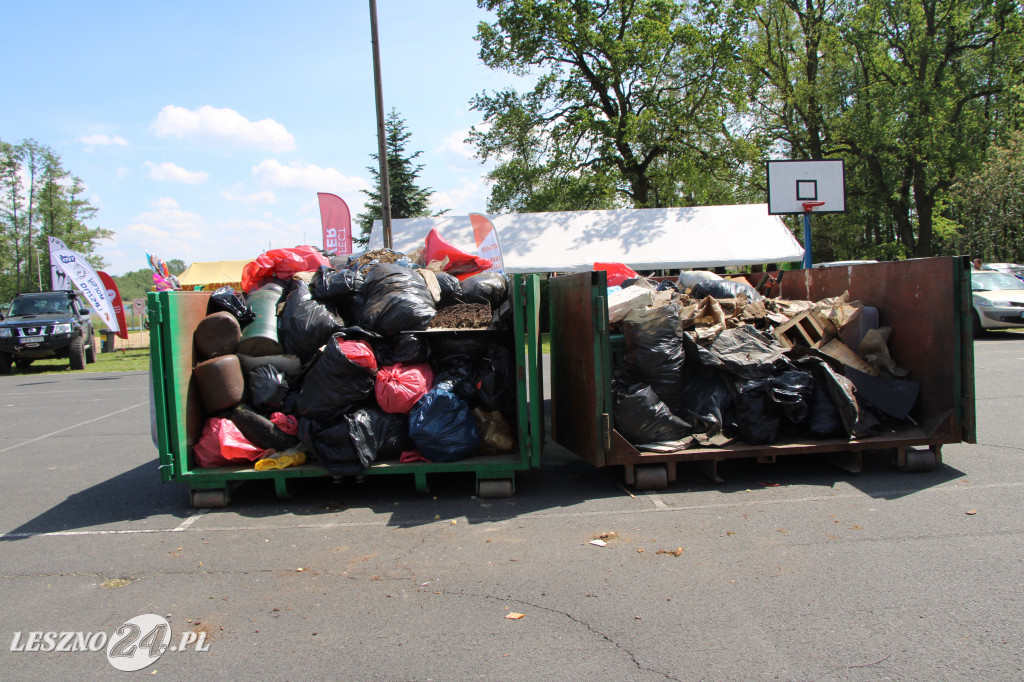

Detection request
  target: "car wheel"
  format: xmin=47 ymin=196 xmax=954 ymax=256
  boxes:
xmin=15 ymin=358 xmax=34 ymax=369
xmin=971 ymin=309 xmax=984 ymax=338
xmin=0 ymin=353 xmax=10 ymax=375
xmin=86 ymin=331 xmax=98 ymax=364
xmin=69 ymin=336 xmax=86 ymax=370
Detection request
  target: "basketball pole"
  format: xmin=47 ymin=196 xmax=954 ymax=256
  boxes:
xmin=801 ymin=201 xmax=825 ymax=269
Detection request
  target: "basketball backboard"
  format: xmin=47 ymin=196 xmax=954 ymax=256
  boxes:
xmin=767 ymin=159 xmax=846 ymax=214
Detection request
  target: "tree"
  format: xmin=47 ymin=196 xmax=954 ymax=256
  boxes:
xmin=744 ymin=0 xmax=1024 ymax=259
xmin=470 ymin=0 xmax=751 ymax=212
xmin=949 ymin=130 xmax=1024 ymax=260
xmin=355 ymin=109 xmax=443 ymax=246
xmin=0 ymin=139 xmax=110 ymax=299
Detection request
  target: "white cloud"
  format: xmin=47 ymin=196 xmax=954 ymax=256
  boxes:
xmin=150 ymin=197 xmax=180 ymax=209
xmin=222 ymin=189 xmax=277 ymax=204
xmin=145 ymin=161 xmax=209 ymax=184
xmin=430 ymin=176 xmax=490 ymax=215
xmin=252 ymin=159 xmax=368 ymax=193
xmin=437 ymin=128 xmax=476 ymax=161
xmin=151 ymin=105 xmax=296 ymax=152
xmin=79 ymin=133 xmax=128 ymax=148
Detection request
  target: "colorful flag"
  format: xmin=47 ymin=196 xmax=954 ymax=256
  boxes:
xmin=98 ymin=271 xmax=129 ymax=340
xmin=48 ymin=237 xmax=120 ymax=333
xmin=317 ymin=192 xmax=353 ymax=257
xmin=470 ymin=213 xmax=505 ymax=274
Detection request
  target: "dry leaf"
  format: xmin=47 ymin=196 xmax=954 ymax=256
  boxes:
xmin=966 ymin=509 xmax=978 ymax=515
xmin=595 ymin=531 xmax=618 ymax=540
xmin=505 ymin=612 xmax=525 ymax=620
xmin=656 ymin=547 xmax=684 ymax=557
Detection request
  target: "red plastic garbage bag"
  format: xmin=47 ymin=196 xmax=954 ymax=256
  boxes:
xmin=269 ymin=412 xmax=299 ymax=436
xmin=241 ymin=246 xmax=331 ymax=292
xmin=338 ymin=339 xmax=378 ymax=371
xmin=424 ymin=228 xmax=492 ymax=280
xmin=399 ymin=450 xmax=430 ymax=463
xmin=375 ymin=362 xmax=434 ymax=414
xmin=594 ymin=262 xmax=641 ymax=288
xmin=193 ymin=417 xmax=273 ymax=467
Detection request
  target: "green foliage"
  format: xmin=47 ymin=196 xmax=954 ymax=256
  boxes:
xmin=0 ymin=138 xmax=111 ymax=301
xmin=471 ymin=0 xmax=752 ymax=212
xmin=355 ymin=109 xmax=445 ymax=245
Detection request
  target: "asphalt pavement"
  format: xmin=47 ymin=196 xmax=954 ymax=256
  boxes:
xmin=0 ymin=338 xmax=1021 ymax=680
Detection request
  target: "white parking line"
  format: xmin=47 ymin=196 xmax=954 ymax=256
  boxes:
xmin=0 ymin=401 xmax=147 ymax=455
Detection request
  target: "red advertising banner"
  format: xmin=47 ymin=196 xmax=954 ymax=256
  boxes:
xmin=317 ymin=192 xmax=353 ymax=257
xmin=97 ymin=271 xmax=129 ymax=340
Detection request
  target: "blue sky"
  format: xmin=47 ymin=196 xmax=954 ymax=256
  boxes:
xmin=3 ymin=1 xmax=525 ymax=276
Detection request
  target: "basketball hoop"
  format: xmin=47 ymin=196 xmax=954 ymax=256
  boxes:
xmin=802 ymin=201 xmax=826 ymax=212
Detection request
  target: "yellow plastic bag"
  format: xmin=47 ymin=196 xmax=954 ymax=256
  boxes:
xmin=255 ymin=446 xmax=307 ymax=471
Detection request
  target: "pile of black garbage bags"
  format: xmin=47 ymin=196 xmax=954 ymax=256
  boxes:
xmin=190 ymin=250 xmax=518 ymax=474
xmin=612 ymin=287 xmax=920 ymax=448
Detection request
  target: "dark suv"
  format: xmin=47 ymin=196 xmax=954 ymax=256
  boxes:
xmin=0 ymin=290 xmax=97 ymax=373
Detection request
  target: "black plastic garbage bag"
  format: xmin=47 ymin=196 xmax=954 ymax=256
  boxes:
xmin=691 ymin=278 xmax=762 ymax=301
xmin=679 ymin=372 xmax=733 ymax=436
xmin=622 ymin=303 xmax=686 ymax=416
xmin=226 ymin=403 xmax=299 ymax=452
xmin=246 ymin=364 xmax=289 ymax=413
xmin=299 ymin=415 xmax=367 ymax=475
xmin=408 ymin=385 xmax=480 ymax=462
xmin=312 ymin=265 xmax=363 ymax=307
xmin=369 ymin=409 xmax=414 ymax=460
xmin=295 ymin=335 xmax=377 ymax=420
xmin=698 ymin=326 xmax=792 ymax=381
xmin=845 ymin=367 xmax=920 ymax=420
xmin=733 ymin=379 xmax=781 ymax=444
xmin=764 ymin=370 xmax=814 ymax=424
xmin=806 ymin=377 xmax=845 ymax=438
xmin=358 ymin=263 xmax=436 ymax=336
xmin=374 ymin=333 xmax=431 ymax=365
xmin=210 ymin=286 xmax=256 ymax=326
xmin=434 ymin=271 xmax=464 ymax=307
xmin=279 ymin=282 xmax=344 ymax=364
xmin=460 ymin=272 xmax=507 ymax=308
xmin=432 ymin=368 xmax=476 ymax=401
xmin=473 ymin=344 xmax=514 ymax=413
xmin=613 ymin=382 xmax=692 ymax=444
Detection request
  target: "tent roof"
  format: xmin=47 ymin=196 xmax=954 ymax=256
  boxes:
xmin=177 ymin=259 xmax=252 ymax=286
xmin=369 ymin=204 xmax=804 ymax=272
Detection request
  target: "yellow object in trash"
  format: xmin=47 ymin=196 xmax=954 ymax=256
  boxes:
xmin=255 ymin=446 xmax=307 ymax=471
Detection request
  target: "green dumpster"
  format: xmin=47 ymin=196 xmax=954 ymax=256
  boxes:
xmin=149 ymin=274 xmax=544 ymax=507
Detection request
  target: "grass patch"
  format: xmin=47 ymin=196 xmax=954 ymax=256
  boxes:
xmin=7 ymin=347 xmax=150 ymax=375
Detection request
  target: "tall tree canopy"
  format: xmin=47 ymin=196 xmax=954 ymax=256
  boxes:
xmin=0 ymin=138 xmax=110 ymax=302
xmin=356 ymin=109 xmax=444 ymax=245
xmin=470 ymin=0 xmax=752 ymax=213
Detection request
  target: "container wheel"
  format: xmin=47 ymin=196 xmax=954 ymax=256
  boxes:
xmin=634 ymin=464 xmax=669 ymax=491
xmin=15 ymin=358 xmax=34 ymax=369
xmin=902 ymin=448 xmax=938 ymax=473
xmin=68 ymin=336 xmax=86 ymax=370
xmin=190 ymin=489 xmax=228 ymax=508
xmin=477 ymin=479 xmax=514 ymax=499
xmin=86 ymin=332 xmax=98 ymax=364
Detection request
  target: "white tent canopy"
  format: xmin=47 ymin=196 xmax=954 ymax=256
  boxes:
xmin=370 ymin=204 xmax=804 ymax=272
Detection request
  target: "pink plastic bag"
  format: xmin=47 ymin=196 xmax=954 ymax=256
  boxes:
xmin=424 ymin=228 xmax=492 ymax=280
xmin=241 ymin=246 xmax=330 ymax=292
xmin=399 ymin=449 xmax=430 ymax=463
xmin=594 ymin=262 xmax=640 ymax=288
xmin=375 ymin=362 xmax=434 ymax=414
xmin=193 ymin=417 xmax=273 ymax=467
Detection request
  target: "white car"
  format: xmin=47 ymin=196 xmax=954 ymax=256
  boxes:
xmin=972 ymin=270 xmax=1024 ymax=335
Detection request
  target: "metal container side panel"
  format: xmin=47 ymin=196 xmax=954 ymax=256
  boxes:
xmin=549 ymin=271 xmax=612 ymax=467
xmin=154 ymin=291 xmax=214 ymax=480
xmin=515 ymin=273 xmax=544 ymax=467
xmin=779 ymin=257 xmax=973 ymax=442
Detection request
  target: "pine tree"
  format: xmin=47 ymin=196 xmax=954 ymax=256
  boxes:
xmin=355 ymin=109 xmax=445 ymax=246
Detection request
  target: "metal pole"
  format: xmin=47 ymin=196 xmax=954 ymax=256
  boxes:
xmin=802 ymin=211 xmax=813 ymax=269
xmin=369 ymin=0 xmax=392 ymax=249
